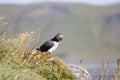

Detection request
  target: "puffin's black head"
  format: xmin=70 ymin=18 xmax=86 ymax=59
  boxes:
xmin=52 ymin=33 xmax=63 ymax=42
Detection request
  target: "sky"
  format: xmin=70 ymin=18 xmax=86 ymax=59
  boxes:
xmin=0 ymin=0 xmax=120 ymax=6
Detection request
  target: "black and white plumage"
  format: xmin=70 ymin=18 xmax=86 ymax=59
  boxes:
xmin=37 ymin=33 xmax=63 ymax=54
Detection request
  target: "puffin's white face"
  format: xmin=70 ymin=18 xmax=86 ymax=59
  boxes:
xmin=56 ymin=33 xmax=63 ymax=41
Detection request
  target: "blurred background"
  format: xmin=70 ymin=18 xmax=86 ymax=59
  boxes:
xmin=0 ymin=0 xmax=120 ymax=61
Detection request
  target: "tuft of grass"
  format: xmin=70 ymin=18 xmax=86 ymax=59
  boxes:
xmin=98 ymin=48 xmax=114 ymax=80
xmin=98 ymin=59 xmax=105 ymax=80
xmin=113 ymin=71 xmax=119 ymax=80
xmin=105 ymin=48 xmax=112 ymax=80
xmin=117 ymin=57 xmax=120 ymax=71
xmin=0 ymin=32 xmax=76 ymax=80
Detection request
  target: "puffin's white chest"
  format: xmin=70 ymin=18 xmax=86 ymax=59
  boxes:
xmin=48 ymin=41 xmax=59 ymax=53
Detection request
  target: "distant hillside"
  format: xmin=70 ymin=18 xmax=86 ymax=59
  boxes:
xmin=0 ymin=3 xmax=120 ymax=60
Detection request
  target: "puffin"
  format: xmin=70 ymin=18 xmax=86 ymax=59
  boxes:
xmin=36 ymin=33 xmax=63 ymax=54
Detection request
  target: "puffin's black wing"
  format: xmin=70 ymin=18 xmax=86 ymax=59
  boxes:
xmin=40 ymin=40 xmax=54 ymax=52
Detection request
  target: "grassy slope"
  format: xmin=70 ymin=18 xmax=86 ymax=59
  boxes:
xmin=0 ymin=33 xmax=76 ymax=80
xmin=0 ymin=3 xmax=120 ymax=59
